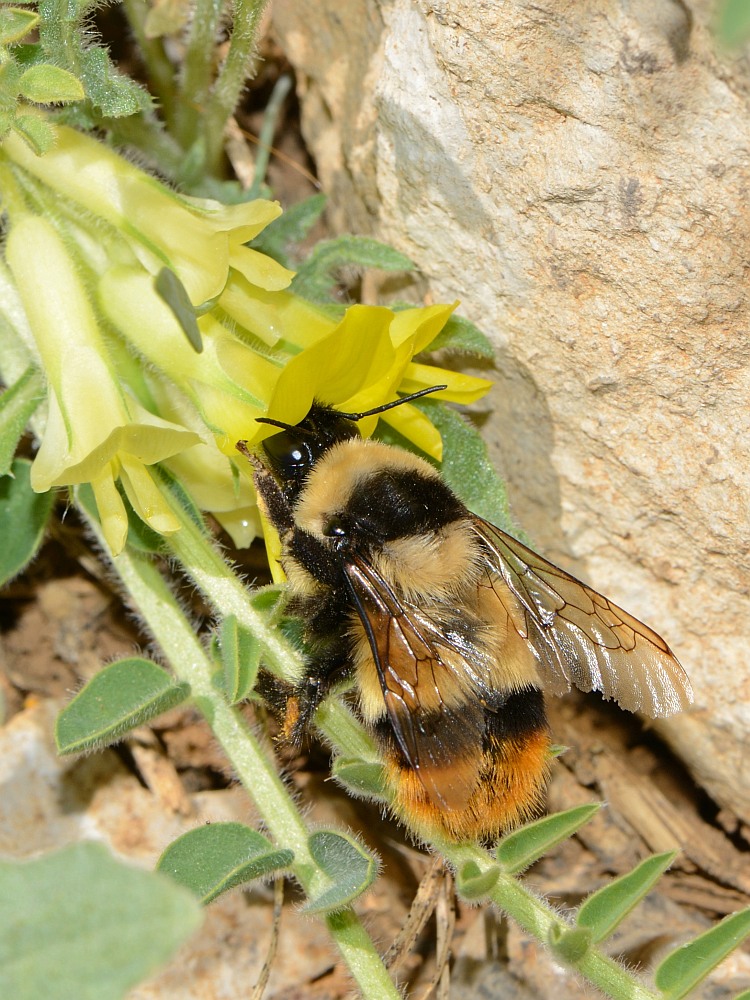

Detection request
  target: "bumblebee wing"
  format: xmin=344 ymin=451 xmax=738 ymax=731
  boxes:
xmin=344 ymin=557 xmax=491 ymax=811
xmin=471 ymin=517 xmax=693 ymax=717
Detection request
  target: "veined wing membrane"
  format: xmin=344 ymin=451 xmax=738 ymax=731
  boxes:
xmin=471 ymin=517 xmax=693 ymax=717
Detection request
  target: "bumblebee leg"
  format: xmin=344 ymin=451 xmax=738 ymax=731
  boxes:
xmin=236 ymin=441 xmax=294 ymax=534
xmin=285 ymin=654 xmax=353 ymax=744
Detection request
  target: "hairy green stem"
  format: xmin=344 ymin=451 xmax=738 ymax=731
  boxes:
xmin=75 ymin=501 xmax=400 ymax=1000
xmin=177 ymin=0 xmax=225 ymax=152
xmin=203 ymin=0 xmax=269 ymax=174
xmin=160 ymin=490 xmax=303 ymax=682
xmin=439 ymin=842 xmax=660 ymax=1000
xmin=120 ymin=0 xmax=181 ymax=133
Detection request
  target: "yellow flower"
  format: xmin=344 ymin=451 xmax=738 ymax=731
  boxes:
xmin=1 ymin=122 xmax=493 ymax=566
xmin=98 ymin=265 xmax=276 ymax=449
xmin=2 ymin=126 xmax=292 ymax=305
xmin=249 ymin=301 xmax=492 ymax=462
xmin=5 ymin=214 xmax=200 ymax=554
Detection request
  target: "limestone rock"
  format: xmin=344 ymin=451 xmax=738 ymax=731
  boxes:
xmin=272 ymin=0 xmax=750 ymax=822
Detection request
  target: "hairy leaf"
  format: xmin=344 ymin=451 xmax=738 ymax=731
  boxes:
xmin=303 ymin=830 xmax=378 ymax=913
xmin=157 ymin=823 xmax=293 ymax=904
xmin=292 ymin=236 xmax=414 ymax=302
xmin=0 ymin=458 xmax=55 ymax=586
xmin=56 ymin=658 xmax=191 ymax=754
xmin=0 ymin=842 xmax=202 ymax=1000
xmin=576 ymin=851 xmax=678 ymax=943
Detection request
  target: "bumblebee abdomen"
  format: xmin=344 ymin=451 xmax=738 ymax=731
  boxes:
xmin=381 ymin=687 xmax=551 ymax=842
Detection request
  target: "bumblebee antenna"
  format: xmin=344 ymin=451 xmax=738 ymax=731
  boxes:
xmin=338 ymin=384 xmax=447 ymax=421
xmin=255 ymin=416 xmax=297 ymax=431
xmin=255 ymin=385 xmax=447 ymax=431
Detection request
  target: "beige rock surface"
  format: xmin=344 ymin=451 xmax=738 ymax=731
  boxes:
xmin=272 ymin=1 xmax=750 ymax=819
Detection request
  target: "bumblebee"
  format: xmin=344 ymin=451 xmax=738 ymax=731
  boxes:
xmin=239 ymin=389 xmax=692 ymax=842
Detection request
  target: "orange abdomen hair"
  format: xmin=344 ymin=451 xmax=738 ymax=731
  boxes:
xmin=375 ymin=684 xmax=552 ymax=843
xmin=385 ymin=726 xmax=551 ymax=842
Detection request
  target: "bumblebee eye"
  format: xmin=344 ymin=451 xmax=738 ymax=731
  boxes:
xmin=323 ymin=515 xmax=346 ymax=538
xmin=263 ymin=431 xmax=318 ymax=483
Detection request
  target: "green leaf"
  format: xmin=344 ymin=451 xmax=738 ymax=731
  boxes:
xmin=250 ymin=583 xmax=286 ymax=614
xmin=154 ymin=268 xmax=202 ymax=353
xmin=496 ymin=803 xmax=601 ymax=874
xmin=77 ymin=45 xmax=151 ymax=118
xmin=576 ymin=850 xmax=678 ymax=943
xmin=250 ymin=193 xmax=327 ymax=268
xmin=0 ymin=841 xmax=202 ymax=1000
xmin=157 ymin=823 xmax=294 ymax=904
xmin=0 ymin=58 xmax=23 ymax=95
xmin=455 ymin=860 xmax=500 ymax=901
xmin=291 ymin=235 xmax=414 ymax=302
xmin=717 ymin=0 xmax=750 ymax=47
xmin=303 ymin=830 xmax=378 ymax=913
xmin=331 ymin=757 xmax=388 ymax=798
xmin=18 ymin=65 xmax=84 ymax=104
xmin=220 ymin=614 xmax=261 ymax=704
xmin=655 ymin=907 xmax=750 ymax=999
xmin=0 ymin=365 xmax=43 ymax=476
xmin=55 ymin=658 xmax=191 ymax=754
xmin=548 ymin=924 xmax=593 ymax=963
xmin=417 ymin=398 xmax=517 ymax=531
xmin=0 ymin=457 xmax=55 ymax=586
xmin=0 ymin=7 xmax=39 ymax=45
xmin=12 ymin=113 xmax=56 ymax=154
xmin=424 ymin=313 xmax=495 ymax=360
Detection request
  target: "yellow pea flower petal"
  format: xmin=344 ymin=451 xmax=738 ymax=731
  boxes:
xmin=3 ymin=127 xmax=284 ymax=306
xmin=400 ymin=362 xmax=493 ymax=403
xmin=90 ymin=463 xmax=129 ymax=556
xmin=213 ymin=505 xmax=263 ymax=549
xmin=381 ymin=404 xmax=444 ymax=463
xmin=260 ymin=304 xmax=395 ymax=437
xmin=389 ymin=302 xmax=458 ymax=352
xmin=218 ymin=277 xmax=335 ymax=348
xmin=229 ymin=245 xmax=295 ymax=291
xmin=119 ymin=456 xmax=181 ymax=535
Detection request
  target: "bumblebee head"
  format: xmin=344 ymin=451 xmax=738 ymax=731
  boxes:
xmin=255 ymin=385 xmax=447 ymax=494
xmin=259 ymin=405 xmax=361 ymax=490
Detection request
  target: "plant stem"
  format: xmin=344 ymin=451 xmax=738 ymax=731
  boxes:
xmin=203 ymin=0 xmax=269 ymax=175
xmin=76 ymin=498 xmax=400 ymax=1000
xmin=441 ymin=843 xmax=661 ymax=1000
xmin=120 ymin=0 xmax=180 ymax=131
xmin=160 ymin=490 xmax=303 ymax=682
xmin=248 ymin=74 xmax=293 ymax=196
xmin=177 ymin=0 xmax=225 ymax=153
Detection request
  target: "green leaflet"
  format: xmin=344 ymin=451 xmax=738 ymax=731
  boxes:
xmin=303 ymin=830 xmax=379 ymax=914
xmin=0 ymin=842 xmax=202 ymax=1000
xmin=56 ymin=658 xmax=191 ymax=754
xmin=157 ymin=823 xmax=294 ymax=904
xmin=0 ymin=457 xmax=55 ymax=586
xmin=576 ymin=851 xmax=678 ymax=943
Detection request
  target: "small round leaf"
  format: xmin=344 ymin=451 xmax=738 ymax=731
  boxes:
xmin=0 ymin=842 xmax=202 ymax=1000
xmin=56 ymin=658 xmax=190 ymax=754
xmin=157 ymin=823 xmax=294 ymax=904
xmin=303 ymin=830 xmax=378 ymax=914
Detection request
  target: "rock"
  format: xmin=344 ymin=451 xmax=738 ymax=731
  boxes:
xmin=272 ymin=0 xmax=750 ymax=821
